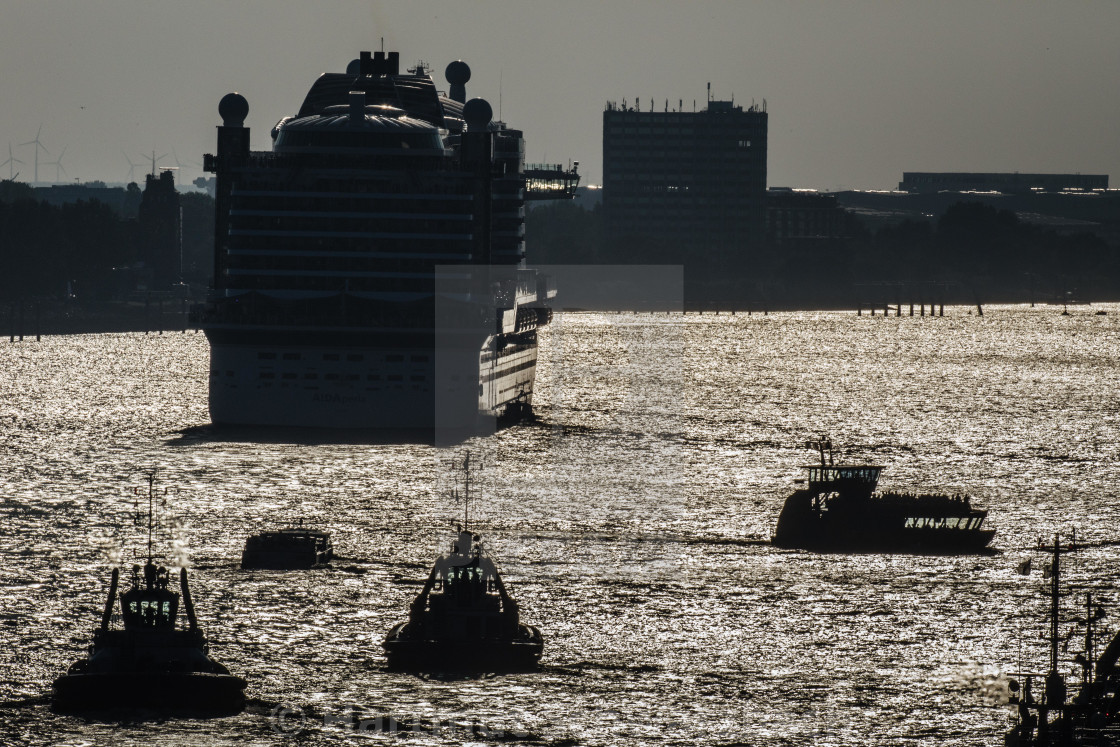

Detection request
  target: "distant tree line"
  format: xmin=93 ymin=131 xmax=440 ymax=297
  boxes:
xmin=2 ymin=182 xmax=1115 ymax=309
xmin=526 ymin=199 xmax=1120 ymax=306
xmin=0 ymin=180 xmax=214 ymax=303
xmin=850 ymin=202 xmax=1119 ymax=304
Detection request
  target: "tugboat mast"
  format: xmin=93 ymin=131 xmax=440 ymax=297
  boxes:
xmin=134 ymin=468 xmax=160 ymax=564
xmin=1048 ymin=534 xmax=1061 ymax=675
xmin=448 ymin=451 xmax=482 ymax=532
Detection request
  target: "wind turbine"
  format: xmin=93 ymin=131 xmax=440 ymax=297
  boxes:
xmin=123 ymin=151 xmax=143 ymax=183
xmin=45 ymin=146 xmax=68 ymax=183
xmin=18 ymin=124 xmax=49 ymax=184
xmin=170 ymin=148 xmax=188 ymax=185
xmin=1 ymin=143 xmax=25 ymax=180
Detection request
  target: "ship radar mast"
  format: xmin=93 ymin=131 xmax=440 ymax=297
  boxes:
xmin=137 ymin=469 xmax=157 ymax=563
xmin=447 ymin=450 xmax=483 ymax=533
xmin=804 ymin=436 xmax=834 ymax=466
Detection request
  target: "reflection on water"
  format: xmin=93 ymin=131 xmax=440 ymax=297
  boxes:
xmin=2 ymin=306 xmax=1119 ymax=745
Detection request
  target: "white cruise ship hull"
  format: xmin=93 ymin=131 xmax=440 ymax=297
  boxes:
xmin=207 ymin=333 xmax=537 ymax=431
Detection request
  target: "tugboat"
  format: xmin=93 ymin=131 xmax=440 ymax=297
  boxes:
xmin=382 ymin=453 xmax=543 ymax=672
xmin=1005 ymin=535 xmax=1120 ymax=745
xmin=52 ymin=472 xmax=246 ymax=713
xmin=771 ymin=437 xmax=995 ymax=553
xmin=241 ymin=523 xmax=333 ymax=569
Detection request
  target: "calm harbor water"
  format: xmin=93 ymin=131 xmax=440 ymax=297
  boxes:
xmin=2 ymin=305 xmax=1120 ymax=746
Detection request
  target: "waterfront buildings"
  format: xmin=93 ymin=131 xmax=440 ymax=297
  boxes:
xmin=899 ymin=172 xmax=1108 ymax=194
xmin=602 ymin=98 xmax=767 ymax=295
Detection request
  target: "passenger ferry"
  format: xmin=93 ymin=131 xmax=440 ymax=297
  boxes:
xmin=200 ymin=50 xmax=577 ymax=433
xmin=771 ymin=437 xmax=996 ymax=553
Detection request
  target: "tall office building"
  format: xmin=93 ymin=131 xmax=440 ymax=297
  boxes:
xmin=602 ymin=98 xmax=767 ymax=287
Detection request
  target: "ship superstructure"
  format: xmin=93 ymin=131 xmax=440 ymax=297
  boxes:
xmin=201 ymin=51 xmax=577 ymax=432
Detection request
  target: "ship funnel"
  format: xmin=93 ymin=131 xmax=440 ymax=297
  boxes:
xmin=446 ymin=60 xmax=471 ymax=104
xmin=349 ymin=91 xmax=367 ymax=123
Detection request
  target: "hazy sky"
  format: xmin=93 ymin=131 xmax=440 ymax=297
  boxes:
xmin=2 ymin=1 xmax=1117 ymax=191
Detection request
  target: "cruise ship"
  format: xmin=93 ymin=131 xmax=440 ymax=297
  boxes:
xmin=200 ymin=51 xmax=578 ymax=434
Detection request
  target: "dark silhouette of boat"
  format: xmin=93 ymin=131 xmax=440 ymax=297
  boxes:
xmin=382 ymin=453 xmax=542 ymax=672
xmin=241 ymin=524 xmax=333 ymax=569
xmin=772 ymin=437 xmax=995 ymax=553
xmin=52 ymin=472 xmax=245 ymax=714
xmin=1006 ymin=536 xmax=1120 ymax=744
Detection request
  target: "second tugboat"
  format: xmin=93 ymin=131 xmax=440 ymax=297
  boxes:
xmin=52 ymin=472 xmax=246 ymax=714
xmin=772 ymin=437 xmax=996 ymax=554
xmin=382 ymin=453 xmax=543 ymax=672
xmin=1006 ymin=535 xmax=1120 ymax=745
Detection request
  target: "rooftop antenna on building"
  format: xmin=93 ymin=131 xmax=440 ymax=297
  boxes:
xmin=707 ymin=82 xmax=711 ymax=104
xmin=148 ymin=150 xmax=168 ymax=178
xmin=19 ymin=124 xmax=49 ymax=184
xmin=2 ymin=143 xmax=25 ymax=180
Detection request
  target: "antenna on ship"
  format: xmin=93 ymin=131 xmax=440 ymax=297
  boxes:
xmin=447 ymin=450 xmax=483 ymax=532
xmin=804 ymin=436 xmax=833 ymax=466
xmin=134 ymin=468 xmax=160 ymax=563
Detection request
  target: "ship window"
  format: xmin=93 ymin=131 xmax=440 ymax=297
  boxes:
xmin=367 ymin=374 xmax=381 ymax=381
xmin=303 ymin=373 xmax=318 ymax=380
xmin=410 ymin=375 xmax=425 ymax=382
xmin=283 ymin=352 xmax=301 ymax=360
xmin=386 ymin=354 xmax=404 ymax=362
xmin=347 ymin=354 xmax=364 ymax=362
xmin=326 ymin=373 xmax=340 ymax=381
xmin=323 ymin=353 xmax=340 ymax=361
xmin=345 ymin=374 xmax=360 ymax=381
xmin=282 ymin=373 xmax=297 ymax=380
xmin=387 ymin=375 xmax=403 ymax=382
xmin=260 ymin=372 xmax=275 ymax=380
xmin=411 ymin=355 xmax=429 ymax=362
xmin=257 ymin=352 xmax=276 ymax=360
